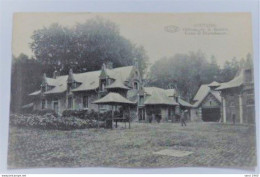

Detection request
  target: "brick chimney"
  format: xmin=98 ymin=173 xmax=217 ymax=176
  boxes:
xmin=67 ymin=68 xmax=75 ymax=84
xmin=134 ymin=58 xmax=139 ymax=68
xmin=106 ymin=61 xmax=113 ymax=69
xmin=41 ymin=73 xmax=47 ymax=92
xmin=53 ymin=70 xmax=58 ymax=79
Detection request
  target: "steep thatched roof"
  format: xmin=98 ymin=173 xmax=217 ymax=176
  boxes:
xmin=143 ymin=87 xmax=178 ymax=106
xmin=192 ymin=84 xmax=221 ymax=107
xmin=29 ymin=66 xmax=134 ymax=95
xmin=93 ymin=92 xmax=135 ymax=105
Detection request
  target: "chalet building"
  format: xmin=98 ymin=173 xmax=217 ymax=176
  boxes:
xmin=29 ymin=61 xmax=142 ymax=115
xmin=136 ymin=87 xmax=192 ymax=122
xmin=28 ymin=61 xmax=192 ymax=122
xmin=190 ymin=81 xmax=222 ymax=122
xmin=216 ymin=59 xmax=255 ymax=124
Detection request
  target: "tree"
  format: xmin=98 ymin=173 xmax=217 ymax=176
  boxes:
xmin=219 ymin=57 xmax=239 ymax=82
xmin=30 ymin=17 xmax=149 ymax=75
xmin=10 ymin=54 xmax=43 ymax=112
xmin=147 ymin=51 xmax=224 ymax=100
xmin=148 ymin=51 xmax=206 ymax=100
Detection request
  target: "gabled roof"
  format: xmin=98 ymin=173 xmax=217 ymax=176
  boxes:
xmin=29 ymin=90 xmax=41 ymax=96
xmin=143 ymin=87 xmax=178 ymax=106
xmin=165 ymin=89 xmax=178 ymax=97
xmin=45 ymin=76 xmax=68 ymax=94
xmin=216 ymin=70 xmax=244 ymax=90
xmin=192 ymin=83 xmax=221 ymax=107
xmin=208 ymin=81 xmax=220 ymax=87
xmin=22 ymin=102 xmax=34 ymax=109
xmin=179 ymin=98 xmax=193 ymax=107
xmin=106 ymin=78 xmax=130 ymax=90
xmin=93 ymin=92 xmax=135 ymax=105
xmin=29 ymin=66 xmax=134 ymax=95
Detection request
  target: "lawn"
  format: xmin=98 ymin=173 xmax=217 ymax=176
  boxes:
xmin=8 ymin=122 xmax=257 ymax=169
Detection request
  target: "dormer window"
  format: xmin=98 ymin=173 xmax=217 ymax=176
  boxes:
xmin=100 ymin=79 xmax=106 ymax=92
xmin=41 ymin=84 xmax=48 ymax=92
xmin=72 ymin=82 xmax=77 ymax=89
xmin=134 ymin=82 xmax=139 ymax=90
xmin=244 ymin=69 xmax=252 ymax=82
xmin=68 ymin=96 xmax=73 ymax=109
xmin=83 ymin=96 xmax=88 ymax=109
xmin=41 ymin=99 xmax=46 ymax=109
xmin=139 ymin=95 xmax=144 ymax=106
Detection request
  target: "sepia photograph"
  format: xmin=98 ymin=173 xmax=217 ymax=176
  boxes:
xmin=7 ymin=12 xmax=256 ymax=171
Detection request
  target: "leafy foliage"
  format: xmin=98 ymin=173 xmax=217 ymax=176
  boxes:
xmin=147 ymin=51 xmax=244 ymax=101
xmin=9 ymin=113 xmax=102 ymax=130
xmin=30 ymin=17 xmax=149 ymax=75
xmin=10 ymin=54 xmax=44 ymax=113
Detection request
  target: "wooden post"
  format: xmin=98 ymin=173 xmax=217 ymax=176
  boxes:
xmin=223 ymin=97 xmax=227 ymax=123
xmin=129 ymin=106 xmax=131 ymax=129
xmin=97 ymin=105 xmax=100 ymax=129
xmin=239 ymin=94 xmax=243 ymax=124
xmin=111 ymin=105 xmax=114 ymax=130
xmin=123 ymin=108 xmax=126 ymax=128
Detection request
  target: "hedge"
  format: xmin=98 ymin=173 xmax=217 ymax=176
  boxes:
xmin=9 ymin=114 xmax=104 ymax=130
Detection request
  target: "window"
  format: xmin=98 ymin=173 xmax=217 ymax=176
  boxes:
xmin=247 ymin=99 xmax=254 ymax=105
xmin=244 ymin=69 xmax=252 ymax=82
xmin=230 ymin=101 xmax=235 ymax=107
xmin=134 ymin=82 xmax=139 ymax=90
xmin=41 ymin=99 xmax=46 ymax=109
xmin=41 ymin=85 xmax=47 ymax=92
xmin=68 ymin=97 xmax=73 ymax=109
xmin=101 ymin=83 xmax=105 ymax=91
xmin=72 ymin=82 xmax=77 ymax=88
xmin=139 ymin=96 xmax=144 ymax=106
xmin=100 ymin=80 xmax=106 ymax=91
xmin=83 ymin=96 xmax=88 ymax=108
xmin=53 ymin=99 xmax=59 ymax=114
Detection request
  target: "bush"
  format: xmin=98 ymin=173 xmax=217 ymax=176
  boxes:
xmin=9 ymin=113 xmax=103 ymax=130
xmin=31 ymin=109 xmax=58 ymax=117
xmin=62 ymin=109 xmax=88 ymax=119
xmin=148 ymin=116 xmax=153 ymax=123
xmin=155 ymin=114 xmax=161 ymax=123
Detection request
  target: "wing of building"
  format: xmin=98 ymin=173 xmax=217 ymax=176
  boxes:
xmin=28 ymin=61 xmax=192 ymax=123
xmin=190 ymin=57 xmax=255 ymax=124
xmin=216 ymin=58 xmax=255 ymax=124
xmin=191 ymin=82 xmax=222 ymax=122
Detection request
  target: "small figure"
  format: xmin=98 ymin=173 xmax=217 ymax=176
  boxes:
xmin=232 ymin=114 xmax=236 ymax=124
xmin=180 ymin=110 xmax=187 ymax=126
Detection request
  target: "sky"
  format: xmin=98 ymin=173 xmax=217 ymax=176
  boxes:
xmin=12 ymin=12 xmax=253 ymax=67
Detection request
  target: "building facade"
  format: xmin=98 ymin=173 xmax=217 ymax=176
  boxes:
xmin=136 ymin=87 xmax=192 ymax=122
xmin=216 ymin=59 xmax=255 ymax=124
xmin=29 ymin=62 xmax=142 ymax=115
xmin=191 ymin=81 xmax=222 ymax=122
xmin=29 ymin=62 xmax=192 ymax=122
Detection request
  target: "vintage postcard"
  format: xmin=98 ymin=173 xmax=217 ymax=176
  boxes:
xmin=8 ymin=12 xmax=256 ymax=170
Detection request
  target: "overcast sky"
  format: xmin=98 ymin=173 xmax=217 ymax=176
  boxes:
xmin=12 ymin=13 xmax=253 ymax=67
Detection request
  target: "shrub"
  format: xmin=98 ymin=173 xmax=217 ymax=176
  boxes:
xmin=62 ymin=109 xmax=88 ymax=119
xmin=148 ymin=116 xmax=153 ymax=123
xmin=99 ymin=111 xmax=112 ymax=121
xmin=155 ymin=114 xmax=161 ymax=123
xmin=31 ymin=109 xmax=58 ymax=117
xmin=9 ymin=113 xmax=103 ymax=130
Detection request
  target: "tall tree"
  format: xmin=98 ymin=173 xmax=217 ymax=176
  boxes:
xmin=10 ymin=54 xmax=43 ymax=112
xmin=219 ymin=57 xmax=240 ymax=82
xmin=30 ymin=17 xmax=149 ymax=75
xmin=147 ymin=51 xmax=225 ymax=100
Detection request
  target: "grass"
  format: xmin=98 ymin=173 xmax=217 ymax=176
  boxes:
xmin=7 ymin=122 xmax=257 ymax=169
